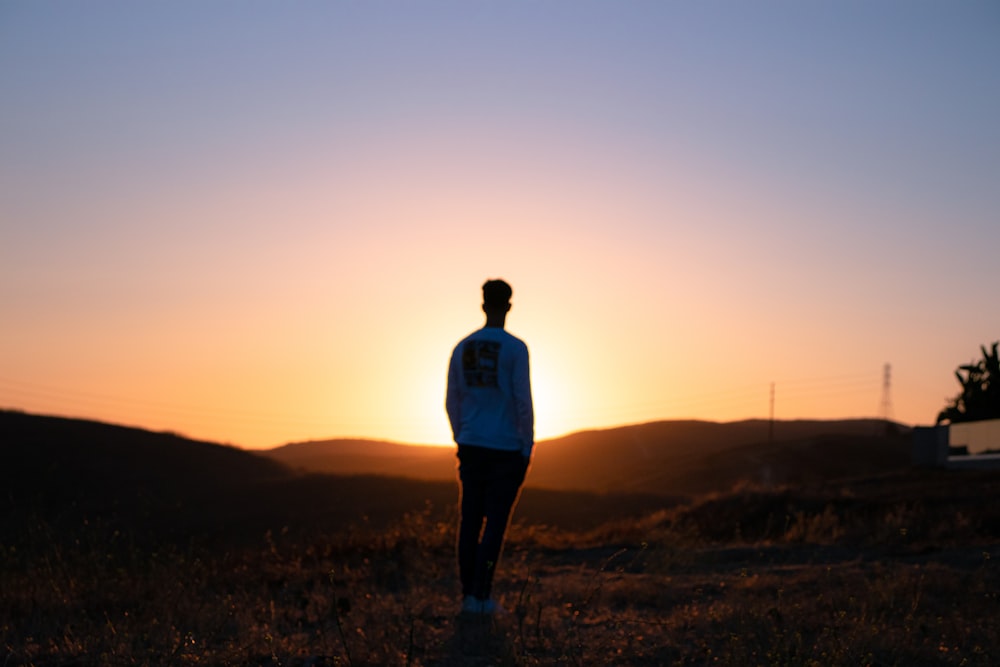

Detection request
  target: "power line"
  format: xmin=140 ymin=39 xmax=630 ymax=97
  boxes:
xmin=0 ymin=374 xmax=453 ymax=442
xmin=2 ymin=367 xmax=888 ymax=442
xmin=544 ymin=370 xmax=881 ymax=427
xmin=0 ymin=376 xmax=340 ymax=437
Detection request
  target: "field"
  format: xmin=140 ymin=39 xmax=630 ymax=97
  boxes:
xmin=5 ymin=468 xmax=1000 ymax=666
xmin=3 ymin=411 xmax=999 ymax=665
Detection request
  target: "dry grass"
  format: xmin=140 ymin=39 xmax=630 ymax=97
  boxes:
xmin=4 ymin=475 xmax=1000 ymax=666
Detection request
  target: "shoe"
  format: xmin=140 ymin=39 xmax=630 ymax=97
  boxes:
xmin=480 ymin=598 xmax=507 ymax=616
xmin=461 ymin=595 xmax=482 ymax=614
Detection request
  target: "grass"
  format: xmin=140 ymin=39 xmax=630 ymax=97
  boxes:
xmin=4 ymin=471 xmax=1000 ymax=666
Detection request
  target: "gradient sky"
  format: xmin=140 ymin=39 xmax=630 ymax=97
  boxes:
xmin=2 ymin=1 xmax=998 ymax=449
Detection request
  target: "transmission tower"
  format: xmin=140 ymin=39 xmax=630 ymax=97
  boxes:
xmin=879 ymin=363 xmax=893 ymax=432
xmin=768 ymin=382 xmax=775 ymax=444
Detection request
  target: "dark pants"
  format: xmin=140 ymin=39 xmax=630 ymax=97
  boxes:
xmin=456 ymin=444 xmax=527 ymax=600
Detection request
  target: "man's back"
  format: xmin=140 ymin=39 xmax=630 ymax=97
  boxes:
xmin=446 ymin=326 xmax=533 ymax=456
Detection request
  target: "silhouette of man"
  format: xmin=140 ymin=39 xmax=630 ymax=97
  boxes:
xmin=446 ymin=279 xmax=534 ymax=615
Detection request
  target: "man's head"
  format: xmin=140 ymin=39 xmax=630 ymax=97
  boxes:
xmin=482 ymin=279 xmax=512 ymax=308
xmin=482 ymin=279 xmax=512 ymax=325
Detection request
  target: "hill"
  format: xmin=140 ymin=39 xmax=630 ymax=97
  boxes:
xmin=268 ymin=437 xmax=453 ymax=479
xmin=0 ymin=409 xmax=290 ymax=499
xmin=0 ymin=409 xmax=294 ymax=539
xmin=0 ymin=410 xmax=664 ymax=540
xmin=1 ymin=410 xmax=913 ymax=544
xmin=264 ymin=418 xmax=913 ymax=495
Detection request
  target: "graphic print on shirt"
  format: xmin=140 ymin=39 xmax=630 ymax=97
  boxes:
xmin=462 ymin=340 xmax=502 ymax=388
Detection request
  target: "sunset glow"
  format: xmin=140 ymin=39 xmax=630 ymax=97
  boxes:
xmin=2 ymin=2 xmax=998 ymax=449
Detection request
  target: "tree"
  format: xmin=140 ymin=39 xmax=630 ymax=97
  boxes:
xmin=937 ymin=341 xmax=1000 ymax=424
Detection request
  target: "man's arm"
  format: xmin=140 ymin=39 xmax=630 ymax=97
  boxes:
xmin=512 ymin=343 xmax=534 ymax=458
xmin=445 ymin=348 xmax=463 ymax=441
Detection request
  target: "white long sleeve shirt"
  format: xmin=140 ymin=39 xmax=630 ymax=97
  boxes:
xmin=445 ymin=326 xmax=534 ymax=458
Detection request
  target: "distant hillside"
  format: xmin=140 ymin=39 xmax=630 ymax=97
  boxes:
xmin=2 ymin=410 xmax=913 ymax=545
xmin=530 ymin=419 xmax=912 ymax=494
xmin=0 ymin=410 xmax=664 ymax=541
xmin=268 ymin=438 xmax=455 ymax=480
xmin=0 ymin=410 xmax=295 ymax=535
xmin=264 ymin=419 xmax=913 ymax=495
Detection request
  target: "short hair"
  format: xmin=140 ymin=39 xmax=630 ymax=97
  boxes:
xmin=482 ymin=279 xmax=512 ymax=307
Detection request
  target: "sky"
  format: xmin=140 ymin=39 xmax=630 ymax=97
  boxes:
xmin=1 ymin=1 xmax=998 ymax=449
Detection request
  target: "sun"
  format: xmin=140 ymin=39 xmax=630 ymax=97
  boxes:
xmin=527 ymin=342 xmax=587 ymax=441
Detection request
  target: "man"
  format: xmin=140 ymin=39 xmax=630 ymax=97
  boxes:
xmin=445 ymin=279 xmax=534 ymax=615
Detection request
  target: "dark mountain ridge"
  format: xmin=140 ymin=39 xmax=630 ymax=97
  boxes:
xmin=1 ymin=409 xmax=289 ymax=497
xmin=269 ymin=437 xmax=450 ymax=480
xmin=0 ymin=410 xmax=665 ymax=540
xmin=265 ymin=418 xmax=912 ymax=495
xmin=0 ymin=409 xmax=297 ymax=541
xmin=1 ymin=409 xmax=912 ymax=544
